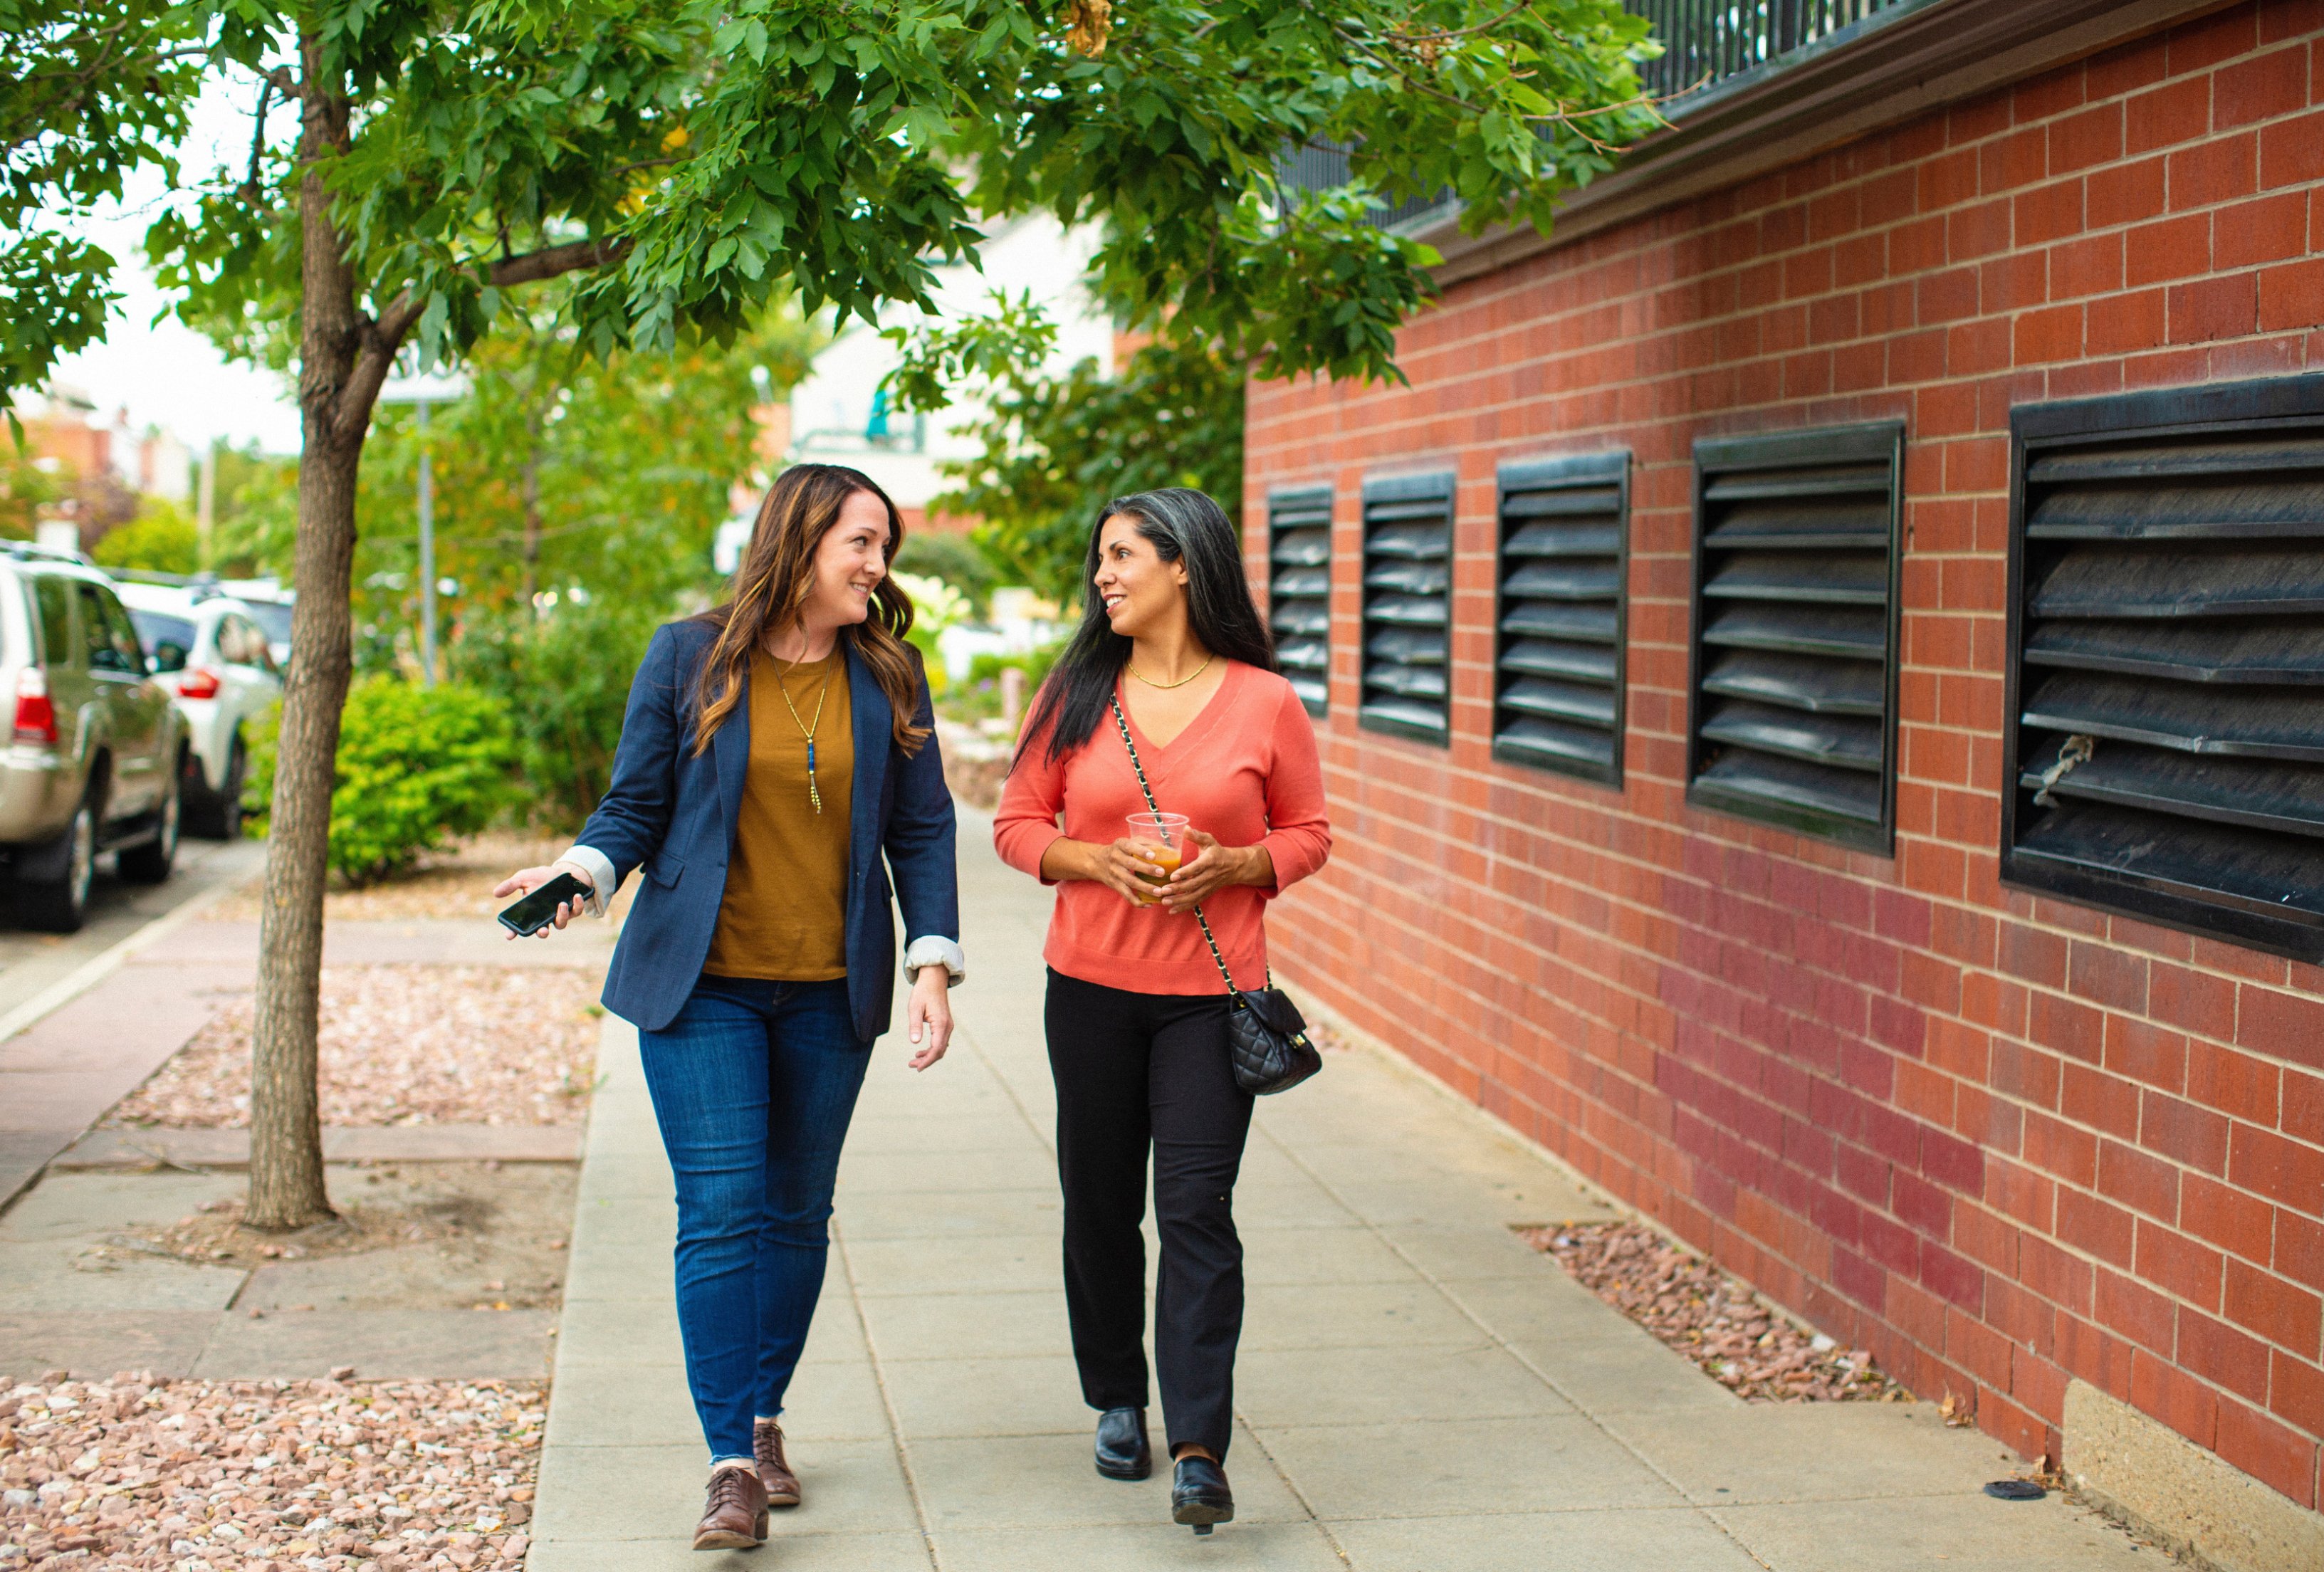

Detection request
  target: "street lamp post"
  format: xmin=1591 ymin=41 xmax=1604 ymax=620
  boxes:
xmin=416 ymin=399 xmax=437 ymax=685
xmin=377 ymin=368 xmax=469 ymax=686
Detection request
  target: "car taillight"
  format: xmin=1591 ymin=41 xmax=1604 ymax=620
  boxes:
xmin=177 ymin=666 xmax=222 ymax=700
xmin=13 ymin=668 xmax=56 ymax=744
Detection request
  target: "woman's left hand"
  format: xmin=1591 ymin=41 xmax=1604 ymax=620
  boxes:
xmin=1160 ymin=830 xmax=1273 ymax=912
xmin=905 ymin=967 xmax=953 ymax=1071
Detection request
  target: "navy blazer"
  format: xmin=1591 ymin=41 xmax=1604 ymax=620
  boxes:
xmin=572 ymin=619 xmax=960 ymax=1042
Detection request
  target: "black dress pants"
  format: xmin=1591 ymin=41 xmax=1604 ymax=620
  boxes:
xmin=1045 ymin=968 xmax=1254 ymax=1461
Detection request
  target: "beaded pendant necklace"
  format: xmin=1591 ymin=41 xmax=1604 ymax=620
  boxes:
xmin=775 ymin=656 xmax=837 ymax=814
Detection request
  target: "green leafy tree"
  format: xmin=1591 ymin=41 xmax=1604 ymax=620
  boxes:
xmin=112 ymin=0 xmax=1655 ymax=1229
xmin=0 ymin=447 xmax=63 ymax=540
xmin=928 ymin=333 xmax=1244 ymax=607
xmin=205 ymin=442 xmax=301 ymax=575
xmin=348 ymin=295 xmax=814 ymax=661
xmin=0 ymin=1 xmax=207 ymax=421
xmin=150 ymin=1 xmax=721 ymax=1227
xmin=456 ymin=592 xmax=666 ymax=829
xmin=93 ymin=494 xmax=201 ymax=573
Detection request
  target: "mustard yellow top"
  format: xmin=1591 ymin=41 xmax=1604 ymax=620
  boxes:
xmin=703 ymin=647 xmax=854 ymax=981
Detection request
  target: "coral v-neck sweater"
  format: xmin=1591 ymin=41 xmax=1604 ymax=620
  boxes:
xmin=993 ymin=661 xmax=1331 ymax=994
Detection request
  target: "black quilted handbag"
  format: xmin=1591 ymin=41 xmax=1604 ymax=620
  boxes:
xmin=1110 ymin=696 xmax=1324 ymax=1096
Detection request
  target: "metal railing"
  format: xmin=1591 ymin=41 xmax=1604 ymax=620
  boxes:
xmin=1279 ymin=0 xmax=1929 ymax=232
xmin=1632 ymin=0 xmax=1921 ymax=103
xmin=1274 ymin=142 xmax=1457 ymax=232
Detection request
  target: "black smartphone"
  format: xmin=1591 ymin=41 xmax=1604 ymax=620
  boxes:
xmin=498 ymin=871 xmax=591 ymax=937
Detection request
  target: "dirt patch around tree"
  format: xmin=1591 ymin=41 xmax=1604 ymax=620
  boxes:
xmin=0 ymin=1373 xmax=541 ymax=1570
xmin=1519 ymin=1220 xmax=1911 ymax=1405
xmin=104 ymin=965 xmax=602 ymax=1130
xmin=65 ymin=1163 xmax=577 ymax=1314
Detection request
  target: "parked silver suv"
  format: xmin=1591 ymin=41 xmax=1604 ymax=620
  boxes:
xmin=1 ymin=543 xmax=187 ymax=930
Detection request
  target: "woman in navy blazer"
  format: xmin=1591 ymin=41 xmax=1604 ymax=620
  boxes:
xmin=496 ymin=463 xmax=962 ymax=1550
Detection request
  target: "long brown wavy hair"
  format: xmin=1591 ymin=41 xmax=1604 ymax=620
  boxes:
xmin=689 ymin=463 xmax=929 ymax=757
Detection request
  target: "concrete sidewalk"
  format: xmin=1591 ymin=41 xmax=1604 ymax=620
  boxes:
xmin=529 ymin=820 xmax=2151 ymax=1571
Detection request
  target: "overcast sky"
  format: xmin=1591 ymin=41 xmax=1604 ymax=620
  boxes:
xmin=46 ymin=74 xmax=303 ymax=454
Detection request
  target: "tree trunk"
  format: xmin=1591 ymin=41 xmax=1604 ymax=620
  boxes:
xmin=246 ymin=34 xmax=364 ymax=1231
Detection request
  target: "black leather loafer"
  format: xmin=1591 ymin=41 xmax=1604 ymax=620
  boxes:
xmin=1094 ymin=1405 xmax=1151 ymax=1479
xmin=1171 ymin=1455 xmax=1234 ymax=1534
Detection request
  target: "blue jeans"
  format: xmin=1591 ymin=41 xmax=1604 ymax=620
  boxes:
xmin=638 ymin=974 xmax=871 ymax=1462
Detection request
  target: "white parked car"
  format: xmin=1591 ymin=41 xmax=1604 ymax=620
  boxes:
xmin=219 ymin=578 xmax=295 ymax=668
xmin=114 ymin=583 xmax=283 ymax=839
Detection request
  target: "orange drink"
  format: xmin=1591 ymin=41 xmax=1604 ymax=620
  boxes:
xmin=1125 ymin=812 xmax=1190 ymax=904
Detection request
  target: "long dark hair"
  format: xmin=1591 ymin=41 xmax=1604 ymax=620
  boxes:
xmin=689 ymin=463 xmax=929 ymax=756
xmin=1018 ymin=487 xmax=1277 ymax=766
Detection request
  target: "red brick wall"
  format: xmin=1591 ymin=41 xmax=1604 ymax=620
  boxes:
xmin=1247 ymin=0 xmax=2324 ymax=1505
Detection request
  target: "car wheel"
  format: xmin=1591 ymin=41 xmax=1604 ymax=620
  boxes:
xmin=117 ymin=756 xmax=181 ymax=884
xmin=14 ymin=798 xmax=97 ymax=932
xmin=220 ymin=735 xmax=246 ymax=839
xmin=187 ymin=733 xmax=245 ymax=840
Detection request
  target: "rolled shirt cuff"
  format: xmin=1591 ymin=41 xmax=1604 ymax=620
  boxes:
xmin=903 ymin=934 xmax=966 ymax=986
xmin=555 ymin=844 xmax=617 ymax=918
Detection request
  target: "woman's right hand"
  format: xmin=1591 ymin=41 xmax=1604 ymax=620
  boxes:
xmin=493 ymin=864 xmax=594 ymax=938
xmin=1041 ymin=837 xmax=1168 ymax=907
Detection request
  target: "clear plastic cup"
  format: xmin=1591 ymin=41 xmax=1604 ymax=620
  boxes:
xmin=1125 ymin=812 xmax=1189 ymax=903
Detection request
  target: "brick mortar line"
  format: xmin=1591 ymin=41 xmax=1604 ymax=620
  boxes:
xmin=1245 ymin=313 xmax=2321 ymax=459
xmin=1291 ymin=775 xmax=2324 ymax=1043
xmin=1360 ymin=68 xmax=2324 ymax=376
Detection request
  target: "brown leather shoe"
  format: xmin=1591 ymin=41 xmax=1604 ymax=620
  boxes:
xmin=693 ymin=1464 xmax=768 ymax=1551
xmin=753 ymin=1418 xmax=802 ymax=1507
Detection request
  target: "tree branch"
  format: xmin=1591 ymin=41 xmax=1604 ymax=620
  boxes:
xmin=329 ymin=237 xmax=631 ymax=431
xmin=487 ymin=236 xmax=632 ymax=288
xmin=237 ymin=78 xmax=274 ymax=202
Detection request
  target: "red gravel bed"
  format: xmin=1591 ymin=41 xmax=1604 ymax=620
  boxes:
xmin=0 ymin=1374 xmax=541 ymax=1569
xmin=105 ymin=965 xmax=602 ymax=1130
xmin=1521 ymin=1221 xmax=1910 ymax=1404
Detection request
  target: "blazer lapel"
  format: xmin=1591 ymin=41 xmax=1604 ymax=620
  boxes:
xmin=847 ymin=644 xmax=891 ymax=876
xmin=712 ymin=657 xmax=750 ymax=846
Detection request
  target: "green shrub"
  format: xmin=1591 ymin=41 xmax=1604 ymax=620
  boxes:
xmin=941 ymin=643 xmax=1067 ymax=724
xmin=93 ymin=497 xmax=201 ymax=575
xmin=968 ymin=644 xmax=1064 ymax=691
xmin=457 ymin=594 xmax=665 ymax=829
xmin=892 ymin=531 xmax=997 ymax=617
xmin=243 ymin=677 xmax=518 ymax=886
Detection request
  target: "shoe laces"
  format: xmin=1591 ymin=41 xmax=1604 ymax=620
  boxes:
xmin=753 ymin=1420 xmax=788 ymax=1472
xmin=706 ymin=1467 xmax=756 ymax=1512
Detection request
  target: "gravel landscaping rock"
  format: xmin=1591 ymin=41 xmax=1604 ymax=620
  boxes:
xmin=1521 ymin=1220 xmax=1910 ymax=1405
xmin=0 ymin=1373 xmax=541 ymax=1569
xmin=105 ymin=967 xmax=602 ymax=1130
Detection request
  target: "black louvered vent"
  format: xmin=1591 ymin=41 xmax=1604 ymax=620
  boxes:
xmin=2004 ymin=374 xmax=2324 ymax=960
xmin=1360 ymin=471 xmax=1455 ymax=744
xmin=1493 ymin=452 xmax=1628 ymax=785
xmin=1687 ymin=423 xmax=1904 ymax=853
xmin=1267 ymin=486 xmax=1334 ymax=717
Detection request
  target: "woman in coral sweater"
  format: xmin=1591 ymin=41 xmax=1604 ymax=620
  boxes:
xmin=994 ymin=487 xmax=1330 ymax=1534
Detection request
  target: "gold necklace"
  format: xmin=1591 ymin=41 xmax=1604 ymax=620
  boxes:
xmin=774 ymin=655 xmax=836 ymax=814
xmin=1127 ymin=654 xmax=1215 ymax=691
